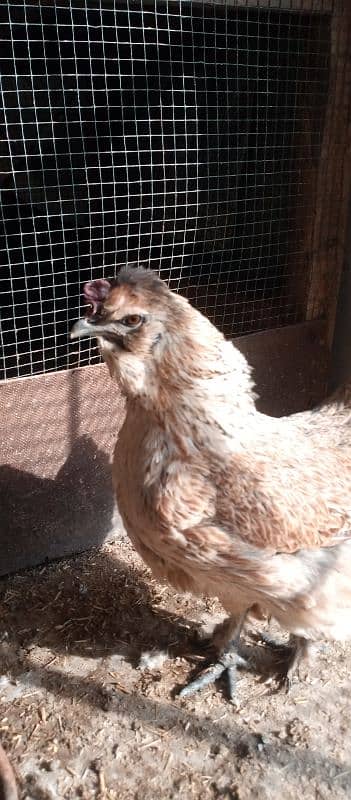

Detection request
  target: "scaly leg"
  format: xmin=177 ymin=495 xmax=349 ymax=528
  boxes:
xmin=179 ymin=612 xmax=250 ymax=702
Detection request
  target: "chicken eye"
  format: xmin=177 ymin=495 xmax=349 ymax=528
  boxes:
xmin=121 ymin=314 xmax=143 ymax=328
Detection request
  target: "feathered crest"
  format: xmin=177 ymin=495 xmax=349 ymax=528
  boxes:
xmin=83 ymin=263 xmax=167 ymax=315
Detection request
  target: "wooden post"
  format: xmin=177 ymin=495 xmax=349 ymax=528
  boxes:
xmin=304 ymin=0 xmax=351 ymax=347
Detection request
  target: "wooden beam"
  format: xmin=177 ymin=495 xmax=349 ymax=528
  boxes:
xmin=303 ymin=1 xmax=351 ymax=345
xmin=186 ymin=1 xmax=335 ymax=13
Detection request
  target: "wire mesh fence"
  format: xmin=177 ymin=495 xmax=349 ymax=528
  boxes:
xmin=0 ymin=0 xmax=333 ymax=380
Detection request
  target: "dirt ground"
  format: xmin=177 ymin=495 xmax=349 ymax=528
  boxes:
xmin=0 ymin=535 xmax=350 ymax=800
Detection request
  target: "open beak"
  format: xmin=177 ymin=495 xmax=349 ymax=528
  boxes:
xmin=70 ymin=317 xmax=98 ymax=340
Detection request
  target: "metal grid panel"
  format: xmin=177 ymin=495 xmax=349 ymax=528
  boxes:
xmin=0 ymin=0 xmax=331 ymax=380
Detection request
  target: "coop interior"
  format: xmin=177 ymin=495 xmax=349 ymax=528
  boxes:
xmin=0 ymin=1 xmax=351 ymax=796
xmin=0 ymin=0 xmax=350 ymax=568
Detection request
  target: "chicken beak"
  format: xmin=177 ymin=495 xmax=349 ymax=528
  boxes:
xmin=70 ymin=317 xmax=98 ymax=340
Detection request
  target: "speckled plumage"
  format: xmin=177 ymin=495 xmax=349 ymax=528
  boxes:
xmin=71 ymin=266 xmax=351 ymax=674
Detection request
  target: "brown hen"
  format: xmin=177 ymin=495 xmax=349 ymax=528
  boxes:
xmin=71 ymin=265 xmax=351 ymax=699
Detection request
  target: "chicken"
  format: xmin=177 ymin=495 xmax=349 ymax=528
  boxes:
xmin=71 ymin=265 xmax=351 ymax=699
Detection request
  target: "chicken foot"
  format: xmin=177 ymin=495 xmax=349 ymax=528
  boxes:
xmin=258 ymin=632 xmax=310 ymax=689
xmin=179 ymin=612 xmax=249 ymax=702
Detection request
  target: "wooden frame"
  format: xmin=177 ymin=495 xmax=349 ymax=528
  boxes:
xmin=188 ymin=1 xmax=335 ymax=13
xmin=304 ymin=1 xmax=351 ymax=345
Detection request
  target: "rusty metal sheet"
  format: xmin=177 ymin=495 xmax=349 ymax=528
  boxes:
xmin=235 ymin=319 xmax=329 ymax=417
xmin=0 ymin=364 xmax=125 ymax=576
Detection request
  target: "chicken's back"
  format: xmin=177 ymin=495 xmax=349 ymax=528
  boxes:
xmin=286 ymin=378 xmax=351 ymax=449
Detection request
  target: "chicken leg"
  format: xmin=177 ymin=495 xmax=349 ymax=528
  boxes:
xmin=179 ymin=612 xmax=249 ymax=701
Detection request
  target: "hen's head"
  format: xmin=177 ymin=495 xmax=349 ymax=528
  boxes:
xmin=71 ymin=265 xmax=184 ymax=357
xmin=70 ymin=264 xmax=254 ymax=408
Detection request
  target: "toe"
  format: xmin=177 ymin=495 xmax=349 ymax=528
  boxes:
xmin=179 ymin=652 xmax=250 ymax=700
xmin=179 ymin=661 xmax=226 ymax=698
xmin=226 ymin=665 xmax=238 ymax=702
